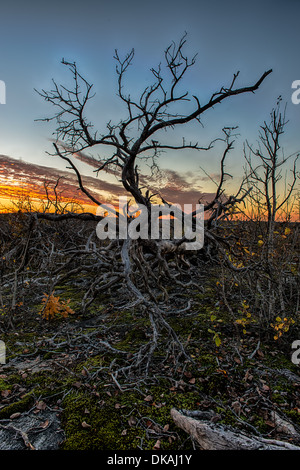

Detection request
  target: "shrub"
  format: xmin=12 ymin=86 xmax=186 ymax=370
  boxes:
xmin=38 ymin=291 xmax=74 ymax=320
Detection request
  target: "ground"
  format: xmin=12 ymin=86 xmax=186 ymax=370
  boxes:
xmin=1 ymin=268 xmax=300 ymax=451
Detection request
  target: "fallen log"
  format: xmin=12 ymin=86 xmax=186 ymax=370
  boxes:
xmin=171 ymin=408 xmax=300 ymax=450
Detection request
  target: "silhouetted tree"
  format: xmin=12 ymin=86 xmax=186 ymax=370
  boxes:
xmin=34 ymin=34 xmax=272 ymax=373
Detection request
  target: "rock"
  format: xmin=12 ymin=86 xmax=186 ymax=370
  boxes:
xmin=0 ymin=410 xmax=64 ymax=450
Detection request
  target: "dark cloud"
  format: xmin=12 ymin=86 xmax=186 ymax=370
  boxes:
xmin=145 ymin=168 xmax=216 ymax=206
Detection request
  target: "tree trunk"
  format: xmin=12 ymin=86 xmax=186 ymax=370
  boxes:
xmin=171 ymin=408 xmax=300 ymax=450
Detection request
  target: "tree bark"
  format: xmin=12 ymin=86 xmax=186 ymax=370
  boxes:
xmin=171 ymin=408 xmax=300 ymax=450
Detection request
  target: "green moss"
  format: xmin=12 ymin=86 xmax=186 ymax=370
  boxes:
xmin=272 ymin=392 xmax=287 ymax=405
xmin=217 ymin=408 xmax=238 ymax=427
xmin=285 ymin=409 xmax=300 ymax=426
xmin=60 ymin=386 xmax=201 ymax=451
xmin=0 ymin=373 xmax=20 ymax=389
xmin=0 ymin=378 xmax=8 ymax=391
xmin=0 ymin=391 xmax=34 ymax=419
xmin=251 ymin=416 xmax=270 ymax=434
xmin=262 ymin=348 xmax=296 ymax=369
xmin=115 ymin=327 xmax=148 ymax=351
xmin=61 ymin=392 xmax=144 ymax=450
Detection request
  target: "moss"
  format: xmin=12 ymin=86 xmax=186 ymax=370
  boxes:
xmin=0 ymin=374 xmax=20 ymax=391
xmin=115 ymin=327 xmax=148 ymax=351
xmin=285 ymin=409 xmax=300 ymax=426
xmin=0 ymin=378 xmax=8 ymax=391
xmin=79 ymin=354 xmax=105 ymax=371
xmin=61 ymin=392 xmax=144 ymax=450
xmin=217 ymin=408 xmax=238 ymax=427
xmin=60 ymin=385 xmax=201 ymax=450
xmin=262 ymin=348 xmax=297 ymax=370
xmin=0 ymin=391 xmax=34 ymax=419
xmin=251 ymin=416 xmax=270 ymax=434
xmin=272 ymin=392 xmax=287 ymax=405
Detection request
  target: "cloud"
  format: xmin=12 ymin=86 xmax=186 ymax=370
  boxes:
xmin=145 ymin=168 xmax=216 ymax=206
xmin=0 ymin=153 xmax=217 ymax=211
xmin=0 ymin=154 xmax=125 ymax=209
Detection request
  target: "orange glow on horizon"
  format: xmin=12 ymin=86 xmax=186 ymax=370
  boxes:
xmin=0 ymin=183 xmax=98 ymax=214
xmin=0 ymin=181 xmax=298 ymax=222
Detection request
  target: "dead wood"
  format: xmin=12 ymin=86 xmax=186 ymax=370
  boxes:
xmin=171 ymin=408 xmax=300 ymax=450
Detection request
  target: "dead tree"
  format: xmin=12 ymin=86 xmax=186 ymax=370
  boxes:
xmin=34 ymin=34 xmax=272 ymax=377
xmin=243 ymin=100 xmax=299 ymax=243
xmin=36 ymin=33 xmax=271 ymax=222
xmin=171 ymin=408 xmax=300 ymax=450
xmin=242 ymin=100 xmax=299 ymax=321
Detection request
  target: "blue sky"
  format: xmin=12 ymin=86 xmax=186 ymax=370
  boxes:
xmin=0 ymin=0 xmax=299 ymax=204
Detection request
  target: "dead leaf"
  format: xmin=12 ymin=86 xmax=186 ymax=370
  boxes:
xmin=10 ymin=412 xmax=21 ymax=419
xmin=81 ymin=421 xmax=91 ymax=429
xmin=184 ymin=371 xmax=192 ymax=378
xmin=265 ymin=419 xmax=275 ymax=428
xmin=1 ymin=389 xmax=11 ymax=398
xmin=35 ymin=401 xmax=46 ymax=410
xmin=144 ymin=395 xmax=153 ymax=402
xmin=153 ymin=439 xmax=161 ymax=450
xmin=232 ymin=401 xmax=242 ymax=415
xmin=186 ymin=333 xmax=192 ymax=343
xmin=40 ymin=419 xmax=49 ymax=429
xmin=244 ymin=370 xmax=253 ymax=382
xmin=128 ymin=416 xmax=137 ymax=427
xmin=73 ymin=381 xmax=82 ymax=389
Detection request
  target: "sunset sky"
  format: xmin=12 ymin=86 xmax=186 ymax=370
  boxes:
xmin=0 ymin=0 xmax=299 ymax=213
